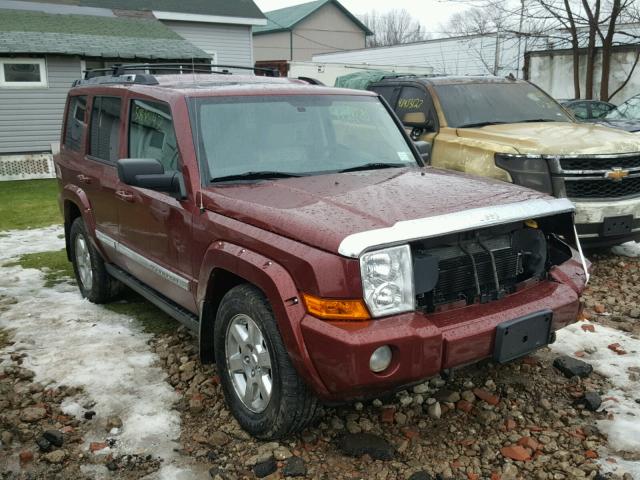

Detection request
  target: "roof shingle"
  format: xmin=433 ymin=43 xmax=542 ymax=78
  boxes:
xmin=0 ymin=9 xmax=209 ymax=59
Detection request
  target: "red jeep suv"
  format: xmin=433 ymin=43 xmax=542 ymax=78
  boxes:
xmin=55 ymin=65 xmax=589 ymax=439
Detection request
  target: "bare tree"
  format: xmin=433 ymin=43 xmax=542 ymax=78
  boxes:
xmin=442 ymin=3 xmax=511 ymax=36
xmin=360 ymin=9 xmax=430 ymax=47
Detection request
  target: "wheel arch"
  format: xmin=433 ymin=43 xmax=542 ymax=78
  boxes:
xmin=62 ymin=185 xmax=94 ymax=261
xmin=197 ymin=241 xmax=330 ymax=398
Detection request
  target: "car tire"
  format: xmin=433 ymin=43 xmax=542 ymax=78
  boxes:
xmin=69 ymin=218 xmax=120 ymax=304
xmin=214 ymin=284 xmax=319 ymax=439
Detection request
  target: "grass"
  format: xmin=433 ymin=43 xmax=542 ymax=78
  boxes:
xmin=0 ymin=179 xmax=61 ymax=231
xmin=4 ymin=249 xmax=73 ymax=287
xmin=3 ymin=248 xmax=177 ymax=334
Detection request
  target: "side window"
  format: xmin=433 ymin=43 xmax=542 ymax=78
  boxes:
xmin=396 ymin=86 xmax=437 ymax=135
xmin=591 ymin=102 xmax=614 ymax=119
xmin=89 ymin=96 xmax=122 ymax=162
xmin=129 ymin=100 xmax=179 ymax=172
xmin=371 ymin=85 xmax=400 ymax=108
xmin=570 ymin=102 xmax=589 ymax=120
xmin=63 ymin=96 xmax=87 ymax=151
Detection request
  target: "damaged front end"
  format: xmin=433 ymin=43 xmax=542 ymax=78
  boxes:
xmin=412 ymin=209 xmax=589 ymax=314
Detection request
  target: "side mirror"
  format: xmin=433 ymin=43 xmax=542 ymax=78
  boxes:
xmin=117 ymin=158 xmax=185 ymax=199
xmin=414 ymin=141 xmax=432 ymax=163
xmin=403 ymin=112 xmax=427 ymax=127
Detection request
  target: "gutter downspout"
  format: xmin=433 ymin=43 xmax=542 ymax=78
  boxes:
xmin=290 ymin=29 xmax=293 ymax=61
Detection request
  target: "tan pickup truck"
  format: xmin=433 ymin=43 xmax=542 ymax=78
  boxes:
xmin=368 ymin=75 xmax=640 ymax=246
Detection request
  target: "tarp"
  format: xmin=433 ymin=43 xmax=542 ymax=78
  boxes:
xmin=334 ymin=70 xmax=410 ymax=89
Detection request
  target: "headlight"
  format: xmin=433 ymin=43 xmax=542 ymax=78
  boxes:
xmin=495 ymin=154 xmax=553 ymax=194
xmin=360 ymin=245 xmax=414 ymax=317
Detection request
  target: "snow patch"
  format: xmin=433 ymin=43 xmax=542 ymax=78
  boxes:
xmin=552 ymin=321 xmax=640 ymax=477
xmin=0 ymin=227 xmax=207 ymax=479
xmin=612 ymin=241 xmax=640 ymax=258
xmin=0 ymin=225 xmax=64 ymax=261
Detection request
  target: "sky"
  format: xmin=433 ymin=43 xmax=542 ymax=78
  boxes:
xmin=253 ymin=0 xmax=471 ymax=35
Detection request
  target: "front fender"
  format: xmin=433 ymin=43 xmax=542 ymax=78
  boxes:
xmin=197 ymin=241 xmax=331 ymax=398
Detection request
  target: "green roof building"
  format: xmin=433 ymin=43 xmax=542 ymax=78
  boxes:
xmin=253 ymin=0 xmax=372 ymax=67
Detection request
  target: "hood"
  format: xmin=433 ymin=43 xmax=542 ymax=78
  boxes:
xmin=455 ymin=122 xmax=640 ymax=155
xmin=204 ymin=168 xmax=549 ymax=254
xmin=595 ymin=119 xmax=640 ymax=133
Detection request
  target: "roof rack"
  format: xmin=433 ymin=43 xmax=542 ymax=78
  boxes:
xmin=73 ymin=62 xmax=280 ymax=87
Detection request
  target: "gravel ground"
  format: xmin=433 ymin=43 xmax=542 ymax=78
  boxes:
xmin=1 ymin=251 xmax=638 ymax=480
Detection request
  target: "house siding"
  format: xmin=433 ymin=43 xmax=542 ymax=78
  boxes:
xmin=253 ymin=31 xmax=291 ymax=61
xmin=163 ymin=21 xmax=253 ymax=66
xmin=290 ymin=2 xmax=365 ymax=61
xmin=0 ymin=55 xmax=80 ymax=154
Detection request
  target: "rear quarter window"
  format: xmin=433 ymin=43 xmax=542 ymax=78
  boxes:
xmin=63 ymin=95 xmax=87 ymax=151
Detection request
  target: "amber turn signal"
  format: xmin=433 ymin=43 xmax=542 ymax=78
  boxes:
xmin=302 ymin=293 xmax=370 ymax=321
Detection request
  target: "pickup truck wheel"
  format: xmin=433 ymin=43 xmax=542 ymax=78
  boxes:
xmin=215 ymin=284 xmax=319 ymax=439
xmin=69 ymin=218 xmax=120 ymax=304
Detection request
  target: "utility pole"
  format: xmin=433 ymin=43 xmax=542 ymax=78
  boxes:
xmin=516 ymin=0 xmax=525 ymax=78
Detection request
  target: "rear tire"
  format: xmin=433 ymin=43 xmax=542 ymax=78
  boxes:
xmin=69 ymin=218 xmax=120 ymax=304
xmin=214 ymin=284 xmax=319 ymax=439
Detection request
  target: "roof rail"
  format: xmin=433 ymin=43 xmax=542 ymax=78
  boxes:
xmin=297 ymin=76 xmax=325 ymax=86
xmin=72 ymin=62 xmax=280 ymax=86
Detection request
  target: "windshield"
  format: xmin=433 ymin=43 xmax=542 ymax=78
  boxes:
xmin=605 ymin=96 xmax=640 ymax=120
xmin=433 ymin=83 xmax=571 ymax=128
xmin=192 ymin=95 xmax=417 ymax=182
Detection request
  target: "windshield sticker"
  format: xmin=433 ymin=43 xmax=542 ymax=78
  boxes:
xmin=398 ymin=152 xmax=411 ymax=161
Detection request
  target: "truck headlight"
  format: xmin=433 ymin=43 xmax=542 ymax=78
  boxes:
xmin=495 ymin=154 xmax=553 ymax=194
xmin=360 ymin=245 xmax=414 ymax=317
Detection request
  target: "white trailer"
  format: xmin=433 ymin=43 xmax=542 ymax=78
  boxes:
xmin=288 ymin=61 xmax=434 ymax=86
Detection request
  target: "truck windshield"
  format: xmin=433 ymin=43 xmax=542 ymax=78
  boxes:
xmin=191 ymin=95 xmax=418 ymax=182
xmin=433 ymin=83 xmax=571 ymax=128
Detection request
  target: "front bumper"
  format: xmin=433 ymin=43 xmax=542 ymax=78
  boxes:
xmin=573 ymin=196 xmax=640 ymax=245
xmin=300 ymin=262 xmax=583 ymax=401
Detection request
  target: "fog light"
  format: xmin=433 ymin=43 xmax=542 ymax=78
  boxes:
xmin=369 ymin=345 xmax=392 ymax=373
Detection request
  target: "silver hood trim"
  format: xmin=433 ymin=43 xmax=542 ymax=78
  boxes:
xmin=338 ymin=197 xmax=575 ymax=258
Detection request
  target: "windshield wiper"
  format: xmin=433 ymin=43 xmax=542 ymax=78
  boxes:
xmin=456 ymin=121 xmax=508 ymax=128
xmin=211 ymin=171 xmax=302 ymax=183
xmin=338 ymin=163 xmax=407 ymax=173
xmin=516 ymin=119 xmax=560 ymax=123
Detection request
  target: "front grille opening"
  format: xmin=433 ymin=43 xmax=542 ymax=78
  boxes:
xmin=565 ymin=177 xmax=640 ymax=199
xmin=413 ymin=225 xmax=547 ymax=313
xmin=560 ymin=155 xmax=640 ymax=171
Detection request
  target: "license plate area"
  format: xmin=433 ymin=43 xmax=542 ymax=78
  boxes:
xmin=602 ymin=215 xmax=633 ymax=237
xmin=493 ymin=310 xmax=553 ymax=363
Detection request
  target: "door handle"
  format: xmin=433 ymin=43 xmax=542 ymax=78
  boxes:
xmin=115 ymin=190 xmax=135 ymax=203
xmin=76 ymin=174 xmax=92 ymax=184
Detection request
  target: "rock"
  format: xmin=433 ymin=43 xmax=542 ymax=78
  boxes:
xmin=105 ymin=416 xmax=123 ymax=431
xmin=461 ymin=390 xmax=475 ymax=402
xmin=577 ymin=392 xmax=602 ymax=411
xmin=594 ymin=303 xmax=606 ymax=314
xmin=43 ymin=430 xmax=63 ymax=447
xmin=501 ymin=445 xmax=532 ymax=462
xmin=517 ymin=436 xmax=540 ymax=451
xmin=456 ymin=400 xmax=473 ymax=413
xmin=1 ymin=431 xmax=12 ymax=446
xmin=43 ymin=449 xmax=67 ymax=464
xmin=553 ymin=356 xmax=593 ymax=378
xmin=330 ymin=417 xmax=345 ymax=430
xmin=253 ymin=457 xmax=277 ymax=478
xmin=434 ymin=389 xmax=460 ymax=403
xmin=427 ymin=402 xmax=441 ymax=419
xmin=209 ymin=431 xmax=230 ymax=447
xmin=473 ymin=388 xmax=500 ymax=405
xmin=380 ymin=406 xmax=396 ymax=423
xmin=408 ymin=472 xmax=434 ymax=480
xmin=89 ymin=442 xmax=108 ymax=453
xmin=413 ymin=383 xmax=429 ymax=394
xmin=346 ymin=419 xmax=361 ymax=434
xmin=283 ymin=456 xmax=306 ymax=477
xmin=19 ymin=450 xmax=33 ymax=464
xmin=84 ymin=410 xmax=96 ymax=420
xmin=36 ymin=436 xmax=52 ymax=452
xmin=189 ymin=394 xmax=204 ymax=413
xmin=539 ymin=398 xmax=552 ymax=410
xmin=21 ymin=406 xmax=47 ymax=422
xmin=338 ymin=433 xmax=395 ymax=461
xmin=273 ymin=446 xmax=292 ymax=460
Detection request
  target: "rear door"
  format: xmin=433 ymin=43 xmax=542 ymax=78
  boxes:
xmin=58 ymin=94 xmax=89 ymax=192
xmin=116 ymin=96 xmax=196 ymax=310
xmin=86 ymin=95 xmax=124 ymax=248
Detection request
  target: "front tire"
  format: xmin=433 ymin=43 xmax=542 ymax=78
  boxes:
xmin=69 ymin=218 xmax=119 ymax=304
xmin=214 ymin=284 xmax=319 ymax=439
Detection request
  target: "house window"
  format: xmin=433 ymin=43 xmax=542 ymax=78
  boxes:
xmin=0 ymin=58 xmax=47 ymax=87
